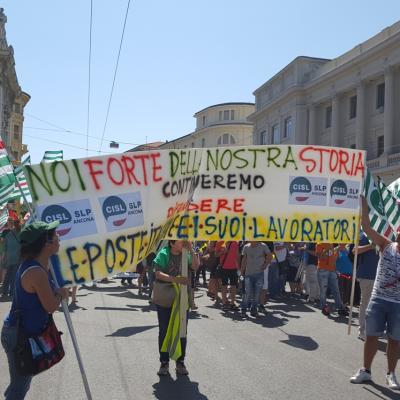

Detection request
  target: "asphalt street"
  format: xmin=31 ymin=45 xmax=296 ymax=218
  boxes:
xmin=1 ymin=280 xmax=400 ymax=400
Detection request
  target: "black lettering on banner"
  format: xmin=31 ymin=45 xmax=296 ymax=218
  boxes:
xmin=83 ymin=242 xmax=102 ymax=281
xmin=116 ymin=236 xmax=128 ymax=267
xmin=105 ymin=239 xmax=116 ymax=273
xmin=65 ymin=246 xmax=85 ymax=284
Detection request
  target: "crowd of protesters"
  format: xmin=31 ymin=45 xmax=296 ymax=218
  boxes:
xmin=2 ymin=196 xmax=400 ymax=394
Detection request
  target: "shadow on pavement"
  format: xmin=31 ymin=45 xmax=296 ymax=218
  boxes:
xmin=363 ymin=382 xmax=400 ymax=399
xmin=95 ymin=306 xmax=138 ymax=312
xmin=81 ymin=285 xmax=127 ymax=293
xmin=153 ymin=375 xmax=208 ymax=400
xmin=277 ymin=328 xmax=319 ymax=351
xmin=106 ymin=324 xmax=157 ymax=337
xmin=68 ymin=302 xmax=87 ymax=312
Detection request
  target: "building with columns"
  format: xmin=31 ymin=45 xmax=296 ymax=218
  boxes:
xmin=160 ymin=102 xmax=254 ymax=150
xmin=0 ymin=8 xmax=29 ymax=163
xmin=248 ymin=20 xmax=400 ymax=183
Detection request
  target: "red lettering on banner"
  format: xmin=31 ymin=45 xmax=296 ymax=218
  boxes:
xmin=84 ymin=159 xmax=104 ymax=190
xmin=121 ymin=156 xmax=140 ymax=185
xmin=134 ymin=154 xmax=150 ymax=186
xmin=216 ymin=199 xmax=231 ymax=213
xmin=107 ymin=157 xmax=125 ymax=186
xmin=233 ymin=198 xmax=245 ymax=212
xmin=151 ymin=153 xmax=162 ymax=182
xmin=299 ymin=146 xmax=365 ymax=177
xmin=83 ymin=153 xmax=164 ymax=190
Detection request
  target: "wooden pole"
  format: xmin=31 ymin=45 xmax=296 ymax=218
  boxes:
xmin=347 ymin=163 xmax=366 ymax=335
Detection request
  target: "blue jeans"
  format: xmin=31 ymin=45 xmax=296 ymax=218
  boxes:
xmin=1 ymin=325 xmax=33 ymax=400
xmin=241 ymin=272 xmax=264 ymax=311
xmin=317 ymin=269 xmax=343 ymax=310
xmin=268 ymin=263 xmax=280 ymax=297
xmin=366 ymin=297 xmax=400 ymax=340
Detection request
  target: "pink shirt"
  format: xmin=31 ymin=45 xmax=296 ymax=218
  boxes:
xmin=216 ymin=241 xmax=239 ymax=270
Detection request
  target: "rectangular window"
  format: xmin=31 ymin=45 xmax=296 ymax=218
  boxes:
xmin=201 ymin=138 xmax=205 ymax=148
xmin=284 ymin=117 xmax=292 ymax=138
xmin=202 ymin=115 xmax=206 ymax=126
xmin=272 ymin=124 xmax=280 ymax=144
xmin=349 ymin=95 xmax=357 ymax=119
xmin=219 ymin=111 xmax=223 ymax=121
xmin=222 ymin=133 xmax=229 ymax=144
xmin=260 ymin=130 xmax=267 ymax=145
xmin=14 ymin=103 xmax=21 ymax=113
xmin=325 ymin=106 xmax=332 ymax=128
xmin=376 ymin=83 xmax=385 ymax=109
xmin=377 ymin=135 xmax=384 ymax=157
xmin=223 ymin=110 xmax=230 ymax=120
xmin=191 ymin=142 xmax=195 ymax=148
xmin=230 ymin=110 xmax=235 ymax=120
xmin=350 ymin=143 xmax=356 ymax=149
xmin=13 ymin=125 xmax=19 ymax=140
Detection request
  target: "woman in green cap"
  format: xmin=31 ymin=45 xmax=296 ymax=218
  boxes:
xmin=1 ymin=221 xmax=69 ymax=400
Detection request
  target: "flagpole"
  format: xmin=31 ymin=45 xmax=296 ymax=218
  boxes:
xmin=15 ymin=165 xmax=93 ymax=400
xmin=347 ymin=155 xmax=366 ymax=335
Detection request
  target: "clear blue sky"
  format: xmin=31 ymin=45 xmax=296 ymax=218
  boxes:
xmin=3 ymin=0 xmax=399 ymax=163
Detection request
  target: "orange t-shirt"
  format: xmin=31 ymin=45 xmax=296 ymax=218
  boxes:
xmin=316 ymin=243 xmax=338 ymax=272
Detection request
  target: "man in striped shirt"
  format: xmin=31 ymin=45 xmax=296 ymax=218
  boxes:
xmin=350 ymin=196 xmax=400 ymax=390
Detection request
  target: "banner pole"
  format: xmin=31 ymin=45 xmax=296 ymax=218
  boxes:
xmin=49 ymin=264 xmax=93 ymax=400
xmin=180 ymin=248 xmax=189 ymax=338
xmin=347 ymin=162 xmax=366 ymax=335
xmin=16 ymin=172 xmax=93 ymax=399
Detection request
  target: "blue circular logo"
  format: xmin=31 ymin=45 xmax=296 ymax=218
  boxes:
xmin=102 ymin=196 xmax=127 ymax=227
xmin=41 ymin=205 xmax=72 ymax=237
xmin=290 ymin=177 xmax=312 ymax=202
xmin=330 ymin=180 xmax=348 ymax=205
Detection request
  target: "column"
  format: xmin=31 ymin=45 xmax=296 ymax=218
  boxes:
xmin=331 ymin=94 xmax=340 ymax=147
xmin=384 ymin=66 xmax=394 ymax=154
xmin=308 ymin=104 xmax=317 ymax=144
xmin=355 ymin=82 xmax=366 ymax=150
xmin=295 ymin=105 xmax=307 ymax=144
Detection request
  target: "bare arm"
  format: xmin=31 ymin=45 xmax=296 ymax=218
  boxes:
xmin=155 ymin=270 xmax=188 ymax=285
xmin=352 ymin=243 xmax=375 ymax=255
xmin=360 ymin=195 xmax=390 ymax=250
xmin=22 ymin=268 xmax=69 ymax=313
xmin=264 ymin=251 xmax=272 ymax=269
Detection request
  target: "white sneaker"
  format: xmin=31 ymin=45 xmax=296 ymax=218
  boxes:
xmin=350 ymin=368 xmax=372 ymax=384
xmin=386 ymin=372 xmax=400 ymax=390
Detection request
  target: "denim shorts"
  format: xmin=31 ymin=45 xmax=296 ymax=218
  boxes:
xmin=366 ymin=297 xmax=400 ymax=340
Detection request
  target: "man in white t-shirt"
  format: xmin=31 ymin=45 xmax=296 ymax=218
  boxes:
xmin=350 ymin=196 xmax=400 ymax=390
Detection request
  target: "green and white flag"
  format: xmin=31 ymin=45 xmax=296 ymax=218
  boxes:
xmin=0 ymin=207 xmax=8 ymax=230
xmin=388 ymin=177 xmax=400 ymax=202
xmin=42 ymin=150 xmax=63 ymax=163
xmin=377 ymin=177 xmax=400 ymax=234
xmin=0 ymin=140 xmax=16 ymax=207
xmin=363 ymin=169 xmax=396 ymax=240
xmin=9 ymin=155 xmax=31 ymax=202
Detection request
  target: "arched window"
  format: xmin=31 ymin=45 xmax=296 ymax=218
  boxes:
xmin=217 ymin=134 xmax=236 ymax=146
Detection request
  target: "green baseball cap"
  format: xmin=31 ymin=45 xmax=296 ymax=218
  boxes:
xmin=19 ymin=220 xmax=60 ymax=245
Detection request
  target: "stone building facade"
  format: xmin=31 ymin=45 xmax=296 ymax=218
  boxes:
xmin=248 ymin=21 xmax=400 ymax=183
xmin=160 ymin=102 xmax=254 ymax=150
xmin=0 ymin=8 xmax=28 ymax=163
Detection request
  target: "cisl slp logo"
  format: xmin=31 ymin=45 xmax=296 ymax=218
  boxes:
xmin=38 ymin=199 xmax=97 ymax=240
xmin=289 ymin=176 xmax=327 ymax=206
xmin=329 ymin=179 xmax=360 ymax=209
xmin=99 ymin=192 xmax=144 ymax=232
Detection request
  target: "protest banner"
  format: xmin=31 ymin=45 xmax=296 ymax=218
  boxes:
xmin=24 ymin=145 xmax=366 ymax=286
